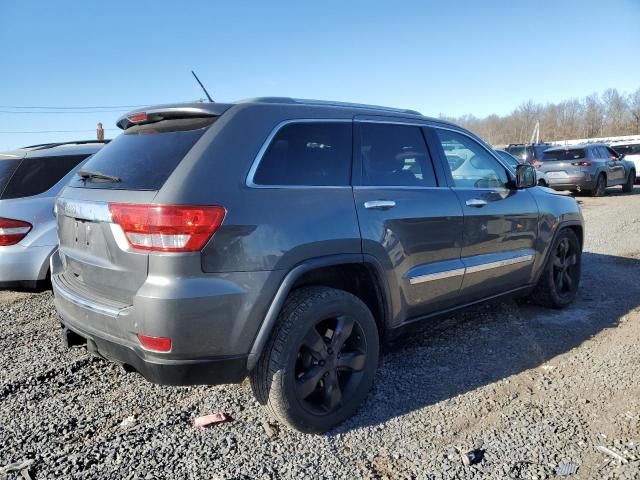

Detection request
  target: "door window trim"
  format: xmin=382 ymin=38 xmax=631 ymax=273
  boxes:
xmin=245 ymin=118 xmax=353 ymax=189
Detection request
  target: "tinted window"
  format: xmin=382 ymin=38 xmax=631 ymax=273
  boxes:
xmin=533 ymin=145 xmax=552 ymax=160
xmin=435 ymin=129 xmax=509 ymax=188
xmin=359 ymin=123 xmax=436 ymax=187
xmin=0 ymin=159 xmax=20 ymax=197
xmin=542 ymin=149 xmax=586 ymax=161
xmin=1 ymin=155 xmax=87 ymax=199
xmin=70 ymin=117 xmax=215 ymax=190
xmin=253 ymin=122 xmax=351 ymax=186
xmin=506 ymin=145 xmax=533 ymax=162
xmin=612 ymin=144 xmax=640 ymax=155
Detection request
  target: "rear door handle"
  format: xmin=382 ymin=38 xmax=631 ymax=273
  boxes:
xmin=465 ymin=199 xmax=487 ymax=207
xmin=364 ymin=200 xmax=396 ymax=210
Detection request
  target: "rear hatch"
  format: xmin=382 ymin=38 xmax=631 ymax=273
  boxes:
xmin=56 ymin=106 xmax=227 ymax=306
xmin=538 ymin=148 xmax=588 ymax=181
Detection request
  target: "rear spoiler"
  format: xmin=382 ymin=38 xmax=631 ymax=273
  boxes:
xmin=116 ymin=104 xmax=232 ymax=130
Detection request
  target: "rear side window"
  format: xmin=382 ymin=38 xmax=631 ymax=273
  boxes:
xmin=542 ymin=149 xmax=586 ymax=161
xmin=0 ymin=159 xmax=21 ymax=197
xmin=70 ymin=117 xmax=215 ymax=190
xmin=359 ymin=123 xmax=437 ymax=187
xmin=253 ymin=122 xmax=352 ymax=186
xmin=1 ymin=155 xmax=87 ymax=199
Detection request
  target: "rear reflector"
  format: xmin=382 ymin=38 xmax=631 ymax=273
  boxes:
xmin=0 ymin=218 xmax=32 ymax=246
xmin=137 ymin=334 xmax=172 ymax=352
xmin=108 ymin=204 xmax=225 ymax=252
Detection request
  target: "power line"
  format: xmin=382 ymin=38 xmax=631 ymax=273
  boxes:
xmin=0 ymin=129 xmax=119 ymax=134
xmin=0 ymin=104 xmax=149 ymax=110
xmin=0 ymin=110 xmax=130 ymax=114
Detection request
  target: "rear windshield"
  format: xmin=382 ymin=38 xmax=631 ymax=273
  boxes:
xmin=2 ymin=155 xmax=88 ymax=199
xmin=506 ymin=146 xmax=532 ymax=161
xmin=69 ymin=117 xmax=215 ymax=190
xmin=533 ymin=145 xmax=552 ymax=159
xmin=612 ymin=144 xmax=640 ymax=156
xmin=542 ymin=149 xmax=586 ymax=161
xmin=0 ymin=159 xmax=21 ymax=197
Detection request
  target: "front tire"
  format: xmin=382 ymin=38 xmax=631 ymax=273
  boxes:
xmin=591 ymin=173 xmax=606 ymax=197
xmin=250 ymin=287 xmax=379 ymax=433
xmin=532 ymin=228 xmax=581 ymax=309
xmin=622 ymin=170 xmax=635 ymax=193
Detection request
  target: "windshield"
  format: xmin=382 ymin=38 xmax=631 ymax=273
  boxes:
xmin=0 ymin=159 xmax=21 ymax=196
xmin=69 ymin=117 xmax=216 ymax=190
xmin=542 ymin=149 xmax=586 ymax=161
xmin=496 ymin=150 xmax=520 ymax=168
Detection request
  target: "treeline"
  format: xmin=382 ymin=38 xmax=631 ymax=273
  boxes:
xmin=441 ymin=87 xmax=640 ymax=146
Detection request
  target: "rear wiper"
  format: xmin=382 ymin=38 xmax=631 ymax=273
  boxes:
xmin=76 ymin=169 xmax=121 ymax=183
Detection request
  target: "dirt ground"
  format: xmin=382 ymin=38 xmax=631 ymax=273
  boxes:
xmin=0 ymin=186 xmax=639 ymax=479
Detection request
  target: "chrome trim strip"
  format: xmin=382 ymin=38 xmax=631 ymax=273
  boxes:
xmin=465 ymin=254 xmax=535 ymax=274
xmin=407 ymin=254 xmax=535 ymax=284
xmin=409 ymin=268 xmax=465 ymax=285
xmin=245 ymin=118 xmax=352 ymax=189
xmin=52 ymin=275 xmax=121 ymax=317
xmin=364 ymin=200 xmax=396 ymax=209
xmin=56 ymin=198 xmax=112 ymax=223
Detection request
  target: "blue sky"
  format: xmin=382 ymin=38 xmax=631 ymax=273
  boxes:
xmin=1 ymin=0 xmax=639 ymax=149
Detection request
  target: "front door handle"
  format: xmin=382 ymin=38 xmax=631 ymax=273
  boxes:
xmin=466 ymin=199 xmax=487 ymax=207
xmin=364 ymin=200 xmax=396 ymax=210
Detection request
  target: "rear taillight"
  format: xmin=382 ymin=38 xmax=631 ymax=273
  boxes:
xmin=109 ymin=204 xmax=225 ymax=252
xmin=137 ymin=333 xmax=172 ymax=352
xmin=572 ymin=161 xmax=592 ymax=167
xmin=0 ymin=218 xmax=32 ymax=246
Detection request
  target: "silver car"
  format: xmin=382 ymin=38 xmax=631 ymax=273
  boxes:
xmin=0 ymin=141 xmax=106 ymax=287
xmin=537 ymin=143 xmax=636 ymax=196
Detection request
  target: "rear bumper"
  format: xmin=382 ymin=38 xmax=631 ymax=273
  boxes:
xmin=50 ymin=249 xmax=276 ymax=386
xmin=0 ymin=243 xmax=53 ymax=285
xmin=547 ymin=177 xmax=594 ymax=191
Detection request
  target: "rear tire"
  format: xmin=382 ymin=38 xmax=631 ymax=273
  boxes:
xmin=531 ymin=228 xmax=581 ymax=309
xmin=250 ymin=286 xmax=379 ymax=433
xmin=622 ymin=170 xmax=635 ymax=193
xmin=591 ymin=173 xmax=606 ymax=197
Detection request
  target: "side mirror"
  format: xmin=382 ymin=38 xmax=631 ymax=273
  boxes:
xmin=515 ymin=164 xmax=536 ymax=189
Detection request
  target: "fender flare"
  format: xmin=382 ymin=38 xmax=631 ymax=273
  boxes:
xmin=246 ymin=253 xmax=390 ymax=371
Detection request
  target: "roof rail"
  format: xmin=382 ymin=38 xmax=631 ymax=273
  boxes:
xmin=22 ymin=139 xmax=111 ymax=150
xmin=237 ymin=97 xmax=422 ymax=116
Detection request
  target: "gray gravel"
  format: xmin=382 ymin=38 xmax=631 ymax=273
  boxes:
xmin=1 ymin=186 xmax=639 ymax=479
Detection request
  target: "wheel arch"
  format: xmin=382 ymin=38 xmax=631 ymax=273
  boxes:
xmin=246 ymin=254 xmax=391 ymax=371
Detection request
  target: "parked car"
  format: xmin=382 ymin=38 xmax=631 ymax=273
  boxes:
xmin=51 ymin=98 xmax=584 ymax=433
xmin=537 ymin=143 xmax=636 ymax=196
xmin=610 ymin=141 xmax=640 ymax=184
xmin=0 ymin=141 xmax=107 ymax=287
xmin=505 ymin=143 xmax=554 ymax=165
xmin=495 ymin=149 xmax=549 ymax=186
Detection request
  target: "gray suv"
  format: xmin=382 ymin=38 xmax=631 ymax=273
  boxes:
xmin=538 ymin=143 xmax=636 ymax=196
xmin=51 ymin=98 xmax=584 ymax=432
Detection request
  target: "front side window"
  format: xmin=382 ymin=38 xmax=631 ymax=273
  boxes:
xmin=253 ymin=122 xmax=352 ymax=186
xmin=359 ymin=123 xmax=437 ymax=187
xmin=1 ymin=155 xmax=87 ymax=199
xmin=434 ymin=129 xmax=509 ymax=188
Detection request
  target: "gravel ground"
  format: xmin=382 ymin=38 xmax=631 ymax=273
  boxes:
xmin=1 ymin=186 xmax=639 ymax=480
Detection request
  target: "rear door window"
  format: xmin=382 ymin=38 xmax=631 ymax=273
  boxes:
xmin=0 ymin=159 xmax=21 ymax=197
xmin=253 ymin=122 xmax=352 ymax=186
xmin=1 ymin=155 xmax=87 ymax=199
xmin=69 ymin=117 xmax=216 ymax=190
xmin=358 ymin=123 xmax=437 ymax=187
